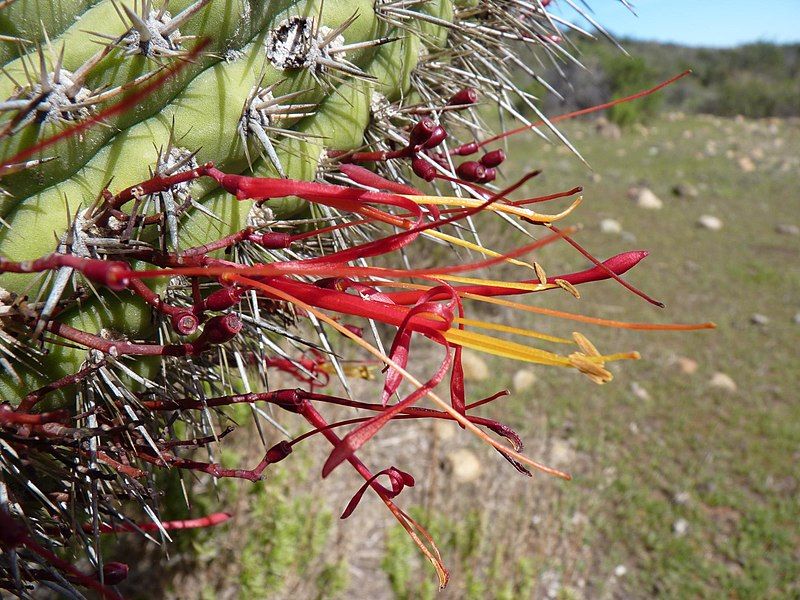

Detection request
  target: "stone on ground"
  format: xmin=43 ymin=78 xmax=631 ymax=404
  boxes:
xmin=460 ymin=350 xmax=489 ymax=382
xmin=447 ymin=449 xmax=482 ymax=483
xmin=630 ymin=186 xmax=663 ymax=210
xmin=698 ymin=215 xmax=723 ymax=230
xmin=512 ymin=369 xmax=538 ymax=392
xmin=600 ymin=218 xmax=623 ymax=234
xmin=710 ymin=372 xmax=737 ymax=393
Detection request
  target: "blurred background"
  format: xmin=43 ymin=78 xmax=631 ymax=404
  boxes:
xmin=143 ymin=2 xmax=800 ymax=598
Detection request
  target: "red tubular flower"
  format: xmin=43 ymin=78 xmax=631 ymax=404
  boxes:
xmin=382 ymin=251 xmax=651 ymax=305
xmin=341 ymin=467 xmax=415 ymax=519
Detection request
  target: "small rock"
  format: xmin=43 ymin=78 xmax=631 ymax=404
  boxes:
xmin=630 ymin=381 xmax=651 ymax=401
xmin=595 ymin=117 xmax=621 ymax=140
xmin=447 ymin=449 xmax=482 ymax=483
xmin=684 ymin=260 xmax=700 ymax=272
xmin=571 ymin=512 xmax=589 ymax=526
xmin=460 ymin=350 xmax=489 ymax=382
xmin=550 ymin=438 xmax=575 ymax=466
xmin=794 ymin=313 xmax=800 ymax=325
xmin=673 ymin=491 xmax=691 ymax=505
xmin=775 ymin=223 xmax=800 ymax=236
xmin=676 ymin=357 xmax=698 ymax=375
xmin=751 ymin=147 xmax=765 ymax=160
xmin=633 ymin=187 xmax=663 ymax=210
xmin=614 ymin=565 xmax=627 ymax=577
xmin=671 ymin=183 xmax=699 ymax=198
xmin=433 ymin=420 xmax=457 ymax=441
xmin=673 ymin=518 xmax=689 ymax=537
xmin=737 ymin=155 xmax=756 ymax=173
xmin=541 ymin=569 xmax=561 ymax=599
xmin=750 ymin=313 xmax=769 ymax=325
xmin=599 ymin=218 xmax=622 ymax=234
xmin=698 ymin=215 xmax=723 ymax=231
xmin=512 ymin=369 xmax=538 ymax=393
xmin=710 ymin=372 xmax=737 ymax=393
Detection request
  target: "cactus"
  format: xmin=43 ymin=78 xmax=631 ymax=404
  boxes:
xmin=0 ymin=0 xmax=713 ymax=596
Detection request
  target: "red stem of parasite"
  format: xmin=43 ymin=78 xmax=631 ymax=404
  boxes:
xmin=86 ymin=513 xmax=231 ymax=534
xmin=476 ymin=70 xmax=692 ymax=148
xmin=0 ymin=39 xmax=211 ymax=170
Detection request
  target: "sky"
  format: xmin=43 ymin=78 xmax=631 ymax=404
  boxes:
xmin=556 ymin=0 xmax=800 ymax=48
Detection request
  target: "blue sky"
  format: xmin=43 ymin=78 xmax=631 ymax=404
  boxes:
xmin=556 ymin=0 xmax=800 ymax=48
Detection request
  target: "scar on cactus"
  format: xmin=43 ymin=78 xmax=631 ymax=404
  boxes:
xmin=1 ymin=1 xmax=711 ymax=596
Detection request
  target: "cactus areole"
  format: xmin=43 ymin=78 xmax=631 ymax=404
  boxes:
xmin=0 ymin=0 xmax=712 ymax=596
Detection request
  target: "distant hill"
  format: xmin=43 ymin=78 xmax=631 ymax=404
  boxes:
xmin=534 ymin=39 xmax=800 ymax=122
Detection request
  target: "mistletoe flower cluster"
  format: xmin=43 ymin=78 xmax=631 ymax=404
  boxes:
xmin=0 ymin=0 xmax=707 ymax=591
xmin=0 ymin=84 xmax=713 ymax=595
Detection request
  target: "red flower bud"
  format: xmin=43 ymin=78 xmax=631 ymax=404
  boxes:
xmin=452 ymin=141 xmax=479 ymax=156
xmin=409 ymin=118 xmax=437 ymax=147
xmin=412 ymin=157 xmax=437 ymax=182
xmin=251 ymin=232 xmax=292 ymax=249
xmin=196 ymin=314 xmax=241 ymax=346
xmin=101 ymin=563 xmax=129 ymax=585
xmin=479 ymin=167 xmax=497 ymax=183
xmin=456 ymin=161 xmax=486 ymax=182
xmin=171 ymin=311 xmax=199 ymax=336
xmin=265 ymin=441 xmax=293 ymax=464
xmin=448 ymin=88 xmax=478 ymax=106
xmin=480 ymin=149 xmax=506 ymax=168
xmin=422 ymin=126 xmax=448 ymax=149
xmin=204 ymin=287 xmax=244 ymax=311
xmin=81 ymin=260 xmax=131 ymax=291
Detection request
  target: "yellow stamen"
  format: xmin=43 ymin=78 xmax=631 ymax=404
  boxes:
xmin=454 ymin=317 xmax=572 ymax=344
xmin=534 ymin=262 xmax=548 ymax=285
xmin=422 ymin=230 xmax=536 ymax=270
xmin=403 ymin=194 xmax=582 ymax=223
xmin=318 ymin=363 xmax=377 ymax=381
xmin=572 ymin=332 xmax=600 ymax=357
xmin=431 ymin=274 xmax=554 ymax=292
xmin=569 ymin=352 xmax=613 ymax=384
xmin=444 ymin=328 xmax=571 ymax=367
xmin=554 ymin=278 xmax=581 ymax=299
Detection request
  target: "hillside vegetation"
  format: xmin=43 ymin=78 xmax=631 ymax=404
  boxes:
xmin=538 ymin=39 xmax=800 ymax=123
